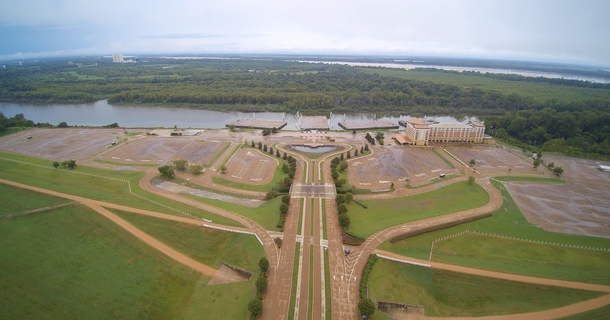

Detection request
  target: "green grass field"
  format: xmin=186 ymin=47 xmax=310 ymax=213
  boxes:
xmin=433 ymin=232 xmax=610 ymax=285
xmin=0 ymin=152 xmax=241 ymax=227
xmin=378 ymin=180 xmax=610 ymax=279
xmin=348 ymin=181 xmax=488 ymax=238
xmin=0 ymin=183 xmax=70 ymax=218
xmin=183 ymin=194 xmax=281 ymax=231
xmin=111 ymin=209 xmax=264 ymax=270
xmin=368 ymin=259 xmax=603 ymax=317
xmin=0 ymin=203 xmax=201 ymax=319
xmin=558 ymin=304 xmax=610 ymax=320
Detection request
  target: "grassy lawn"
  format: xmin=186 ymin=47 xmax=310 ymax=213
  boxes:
xmin=558 ymin=304 xmax=610 ymax=320
xmin=0 ymin=152 xmax=241 ymax=227
xmin=348 ymin=181 xmax=488 ymax=238
xmin=0 ymin=183 xmax=70 ymax=217
xmin=378 ymin=180 xmax=610 ymax=279
xmin=368 ymin=259 xmax=603 ymax=317
xmin=0 ymin=203 xmax=202 ymax=319
xmin=433 ymin=232 xmax=610 ymax=285
xmin=181 ymin=278 xmax=255 ymax=320
xmin=111 ymin=209 xmax=264 ymax=270
xmin=182 ymin=194 xmax=282 ymax=231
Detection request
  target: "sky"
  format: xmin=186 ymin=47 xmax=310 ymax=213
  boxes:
xmin=1 ymin=0 xmax=609 ymax=67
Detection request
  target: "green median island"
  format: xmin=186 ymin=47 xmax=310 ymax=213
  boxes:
xmin=378 ymin=179 xmax=610 ymax=284
xmin=367 ymin=258 xmax=604 ymax=318
xmin=347 ymin=180 xmax=488 ymax=238
xmin=0 ymin=201 xmax=201 ymax=319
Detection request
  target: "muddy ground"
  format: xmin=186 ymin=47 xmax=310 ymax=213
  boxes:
xmin=504 ymin=156 xmax=610 ymax=238
xmin=348 ymin=145 xmax=459 ymax=189
xmin=223 ymin=148 xmax=278 ymax=185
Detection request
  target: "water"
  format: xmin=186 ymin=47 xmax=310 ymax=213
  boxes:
xmin=290 ymin=145 xmax=337 ymax=154
xmin=0 ymin=100 xmax=479 ymax=129
xmin=304 ymin=61 xmax=610 ymax=84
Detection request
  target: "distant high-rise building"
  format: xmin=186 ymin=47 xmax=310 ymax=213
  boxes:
xmin=112 ymin=54 xmax=124 ymax=63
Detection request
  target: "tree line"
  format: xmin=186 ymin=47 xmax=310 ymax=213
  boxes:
xmin=3 ymin=58 xmax=609 ymax=116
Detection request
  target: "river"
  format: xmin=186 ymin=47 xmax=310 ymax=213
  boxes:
xmin=0 ymin=100 xmax=477 ymax=129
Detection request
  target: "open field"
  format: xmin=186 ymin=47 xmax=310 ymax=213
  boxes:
xmin=347 ymin=181 xmax=488 ymax=238
xmin=433 ymin=232 xmax=610 ymax=285
xmin=446 ymin=145 xmax=538 ymax=175
xmin=379 ymin=180 xmax=610 ymax=267
xmin=181 ymin=195 xmax=283 ymax=231
xmin=100 ymin=137 xmax=228 ymax=166
xmin=223 ymin=147 xmax=278 ymax=184
xmin=0 ymin=128 xmax=126 ymax=161
xmin=0 ymin=203 xmax=202 ymax=319
xmin=504 ymin=156 xmax=610 ymax=238
xmin=0 ymin=183 xmax=70 ymax=218
xmin=348 ymin=145 xmax=459 ymax=189
xmin=112 ymin=209 xmax=265 ymax=270
xmin=367 ymin=258 xmax=603 ymax=317
xmin=0 ymin=152 xmax=241 ymax=226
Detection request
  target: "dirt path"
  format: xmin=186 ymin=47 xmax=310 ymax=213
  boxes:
xmin=0 ymin=178 xmax=226 ymax=278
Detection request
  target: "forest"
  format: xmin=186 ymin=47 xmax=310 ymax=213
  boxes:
xmin=1 ymin=56 xmax=610 ymax=156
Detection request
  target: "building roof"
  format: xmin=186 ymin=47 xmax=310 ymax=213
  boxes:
xmin=470 ymin=121 xmax=486 ymax=127
xmin=412 ymin=124 xmax=430 ymax=129
xmin=407 ymin=118 xmax=425 ymax=125
xmin=393 ymin=134 xmax=409 ymax=145
xmin=429 ymin=123 xmax=472 ymax=129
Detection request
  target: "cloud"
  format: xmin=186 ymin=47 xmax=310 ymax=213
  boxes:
xmin=0 ymin=0 xmax=608 ymax=66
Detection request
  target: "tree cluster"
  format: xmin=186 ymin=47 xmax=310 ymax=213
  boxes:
xmin=330 ymin=157 xmax=348 ymax=188
xmin=486 ymin=108 xmax=610 ymax=157
xmin=364 ymin=133 xmax=375 ymax=145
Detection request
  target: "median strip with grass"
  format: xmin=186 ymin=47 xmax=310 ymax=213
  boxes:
xmin=347 ymin=181 xmax=489 ymax=238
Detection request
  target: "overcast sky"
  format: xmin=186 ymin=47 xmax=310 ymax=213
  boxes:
xmin=1 ymin=0 xmax=609 ymax=66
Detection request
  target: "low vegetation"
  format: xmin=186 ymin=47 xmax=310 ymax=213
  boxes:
xmin=348 ymin=181 xmax=488 ymax=238
xmin=368 ymin=259 xmax=603 ymax=317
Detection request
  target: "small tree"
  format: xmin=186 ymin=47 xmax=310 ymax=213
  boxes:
xmin=345 ymin=192 xmax=353 ymax=204
xmin=173 ymin=159 xmax=188 ymax=171
xmin=548 ymin=162 xmax=555 ymax=169
xmin=279 ymin=203 xmax=289 ymax=215
xmin=340 ymin=153 xmax=344 ymax=161
xmin=269 ymin=147 xmax=274 ymax=155
xmin=347 ymin=151 xmax=351 ymax=159
xmin=338 ymin=214 xmax=350 ymax=227
xmin=469 ymin=158 xmax=476 ymax=167
xmin=553 ymin=166 xmax=564 ymax=176
xmin=65 ymin=159 xmax=77 ymax=169
xmin=248 ymin=299 xmax=263 ymax=316
xmin=282 ymin=195 xmax=291 ymax=204
xmin=256 ymin=276 xmax=267 ymax=293
xmin=337 ymin=203 xmax=348 ymax=215
xmin=251 ymin=140 xmax=255 ymax=148
xmin=190 ymin=164 xmax=204 ymax=175
xmin=58 ymin=121 xmax=68 ymax=128
xmin=283 ymin=152 xmax=287 ymax=160
xmin=158 ymin=165 xmax=174 ymax=178
xmin=228 ymin=124 xmax=235 ymax=132
xmin=257 ymin=142 xmax=262 ymax=150
xmin=364 ymin=144 xmax=369 ymax=152
xmin=533 ymin=158 xmax=541 ymax=168
xmin=335 ymin=194 xmax=346 ymax=205
xmin=468 ymin=176 xmax=475 ymax=186
xmin=265 ymin=191 xmax=278 ymax=200
xmin=276 ymin=149 xmax=280 ymax=157
xmin=218 ymin=164 xmax=227 ymax=174
xmin=354 ymin=148 xmax=359 ymax=156
xmin=263 ymin=145 xmax=268 ymax=152
xmin=358 ymin=298 xmax=376 ymax=317
xmin=52 ymin=161 xmax=60 ymax=169
xmin=258 ymin=257 xmax=269 ymax=273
